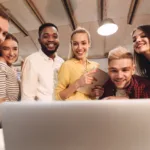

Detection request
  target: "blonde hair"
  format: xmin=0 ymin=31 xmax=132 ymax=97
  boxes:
xmin=68 ymin=27 xmax=91 ymax=59
xmin=108 ymin=46 xmax=133 ymax=64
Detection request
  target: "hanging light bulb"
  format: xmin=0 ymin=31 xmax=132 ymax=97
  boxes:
xmin=97 ymin=18 xmax=118 ymax=36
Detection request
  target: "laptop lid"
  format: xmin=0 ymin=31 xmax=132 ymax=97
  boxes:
xmin=2 ymin=100 xmax=150 ymax=150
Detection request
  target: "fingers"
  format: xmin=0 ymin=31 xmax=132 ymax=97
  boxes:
xmin=86 ymin=69 xmax=97 ymax=76
xmin=85 ymin=76 xmax=94 ymax=84
xmin=92 ymin=86 xmax=104 ymax=98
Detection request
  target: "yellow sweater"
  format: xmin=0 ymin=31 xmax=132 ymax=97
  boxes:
xmin=55 ymin=58 xmax=99 ymax=100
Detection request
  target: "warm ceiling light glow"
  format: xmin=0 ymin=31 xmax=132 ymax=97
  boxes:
xmin=97 ymin=18 xmax=118 ymax=36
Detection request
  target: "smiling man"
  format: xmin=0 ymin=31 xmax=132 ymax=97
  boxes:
xmin=100 ymin=46 xmax=150 ymax=99
xmin=21 ymin=23 xmax=64 ymax=101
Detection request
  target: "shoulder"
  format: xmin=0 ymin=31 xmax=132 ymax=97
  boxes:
xmin=55 ymin=55 xmax=64 ymax=62
xmin=62 ymin=59 xmax=74 ymax=66
xmin=24 ymin=52 xmax=41 ymax=65
xmin=59 ymin=59 xmax=75 ymax=72
xmin=0 ymin=62 xmax=7 ymax=71
xmin=133 ymin=75 xmax=150 ymax=86
xmin=103 ymin=78 xmax=114 ymax=87
xmin=26 ymin=52 xmax=40 ymax=60
xmin=88 ymin=60 xmax=99 ymax=67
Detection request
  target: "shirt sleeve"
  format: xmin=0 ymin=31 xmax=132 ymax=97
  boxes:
xmin=21 ymin=57 xmax=38 ymax=101
xmin=0 ymin=66 xmax=7 ymax=99
xmin=143 ymin=84 xmax=150 ymax=98
xmin=55 ymin=62 xmax=70 ymax=100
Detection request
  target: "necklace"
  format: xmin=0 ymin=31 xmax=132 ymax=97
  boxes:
xmin=83 ymin=59 xmax=88 ymax=73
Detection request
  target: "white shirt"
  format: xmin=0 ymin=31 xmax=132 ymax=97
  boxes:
xmin=116 ymin=89 xmax=128 ymax=97
xmin=21 ymin=50 xmax=64 ymax=101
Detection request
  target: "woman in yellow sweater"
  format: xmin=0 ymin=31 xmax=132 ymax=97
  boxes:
xmin=55 ymin=27 xmax=103 ymax=100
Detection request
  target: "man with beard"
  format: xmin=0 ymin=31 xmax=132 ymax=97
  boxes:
xmin=100 ymin=46 xmax=150 ymax=99
xmin=21 ymin=23 xmax=64 ymax=101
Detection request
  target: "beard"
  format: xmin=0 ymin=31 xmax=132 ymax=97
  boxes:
xmin=40 ymin=43 xmax=59 ymax=57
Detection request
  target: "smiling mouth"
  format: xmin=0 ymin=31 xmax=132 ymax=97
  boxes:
xmin=114 ymin=80 xmax=124 ymax=84
xmin=136 ymin=43 xmax=146 ymax=49
xmin=7 ymin=56 xmax=16 ymax=60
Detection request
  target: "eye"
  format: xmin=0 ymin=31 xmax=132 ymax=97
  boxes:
xmin=122 ymin=68 xmax=130 ymax=72
xmin=82 ymin=42 xmax=87 ymax=45
xmin=109 ymin=69 xmax=117 ymax=73
xmin=72 ymin=42 xmax=78 ymax=46
xmin=53 ymin=34 xmax=58 ymax=39
xmin=2 ymin=46 xmax=9 ymax=50
xmin=132 ymin=38 xmax=136 ymax=42
xmin=3 ymin=32 xmax=8 ymax=38
xmin=13 ymin=47 xmax=18 ymax=51
xmin=43 ymin=35 xmax=49 ymax=39
xmin=141 ymin=35 xmax=147 ymax=38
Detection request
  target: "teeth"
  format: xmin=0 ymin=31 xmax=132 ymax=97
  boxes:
xmin=115 ymin=80 xmax=123 ymax=83
xmin=78 ymin=52 xmax=83 ymax=54
xmin=137 ymin=43 xmax=145 ymax=48
xmin=48 ymin=44 xmax=54 ymax=47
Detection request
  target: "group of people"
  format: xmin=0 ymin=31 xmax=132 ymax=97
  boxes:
xmin=0 ymin=10 xmax=150 ymax=102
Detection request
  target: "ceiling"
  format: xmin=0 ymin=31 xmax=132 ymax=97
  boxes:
xmin=0 ymin=0 xmax=150 ymax=62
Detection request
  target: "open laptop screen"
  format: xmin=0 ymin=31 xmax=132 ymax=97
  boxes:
xmin=1 ymin=100 xmax=150 ymax=150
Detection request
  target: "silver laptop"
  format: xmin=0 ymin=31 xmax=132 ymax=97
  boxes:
xmin=1 ymin=100 xmax=150 ymax=150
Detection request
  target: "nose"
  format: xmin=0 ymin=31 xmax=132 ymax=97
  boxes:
xmin=136 ymin=36 xmax=142 ymax=42
xmin=117 ymin=71 xmax=123 ymax=78
xmin=78 ymin=44 xmax=82 ymax=49
xmin=48 ymin=36 xmax=54 ymax=41
xmin=9 ymin=49 xmax=14 ymax=56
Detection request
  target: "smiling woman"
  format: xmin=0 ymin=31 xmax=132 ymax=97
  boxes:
xmin=132 ymin=25 xmax=150 ymax=79
xmin=0 ymin=33 xmax=20 ymax=102
xmin=55 ymin=27 xmax=104 ymax=100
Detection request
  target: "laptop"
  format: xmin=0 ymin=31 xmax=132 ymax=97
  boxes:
xmin=1 ymin=100 xmax=150 ymax=150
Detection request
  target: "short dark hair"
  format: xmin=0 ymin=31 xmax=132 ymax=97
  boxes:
xmin=0 ymin=10 xmax=9 ymax=21
xmin=5 ymin=33 xmax=18 ymax=43
xmin=38 ymin=23 xmax=58 ymax=37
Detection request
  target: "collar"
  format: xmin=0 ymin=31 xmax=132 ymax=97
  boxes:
xmin=39 ymin=49 xmax=58 ymax=61
xmin=106 ymin=76 xmax=136 ymax=96
xmin=71 ymin=58 xmax=91 ymax=64
xmin=125 ymin=76 xmax=137 ymax=95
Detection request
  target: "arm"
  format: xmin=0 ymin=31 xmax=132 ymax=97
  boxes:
xmin=55 ymin=63 xmax=97 ymax=100
xmin=21 ymin=58 xmax=38 ymax=101
xmin=102 ymin=96 xmax=129 ymax=100
xmin=0 ymin=66 xmax=8 ymax=102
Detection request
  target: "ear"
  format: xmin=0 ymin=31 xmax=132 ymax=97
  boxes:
xmin=38 ymin=38 xmax=41 ymax=44
xmin=88 ymin=42 xmax=91 ymax=48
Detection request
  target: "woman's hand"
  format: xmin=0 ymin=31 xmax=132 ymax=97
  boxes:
xmin=76 ymin=69 xmax=97 ymax=88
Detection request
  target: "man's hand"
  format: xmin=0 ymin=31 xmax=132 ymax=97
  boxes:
xmin=102 ymin=96 xmax=129 ymax=100
xmin=91 ymin=85 xmax=104 ymax=99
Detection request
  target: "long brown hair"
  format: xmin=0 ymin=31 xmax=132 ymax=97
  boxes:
xmin=132 ymin=25 xmax=150 ymax=79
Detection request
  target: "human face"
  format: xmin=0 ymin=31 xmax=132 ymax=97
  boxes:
xmin=108 ymin=59 xmax=135 ymax=89
xmin=71 ymin=33 xmax=90 ymax=60
xmin=132 ymin=29 xmax=150 ymax=54
xmin=38 ymin=26 xmax=59 ymax=57
xmin=0 ymin=39 xmax=19 ymax=66
xmin=0 ymin=17 xmax=9 ymax=44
